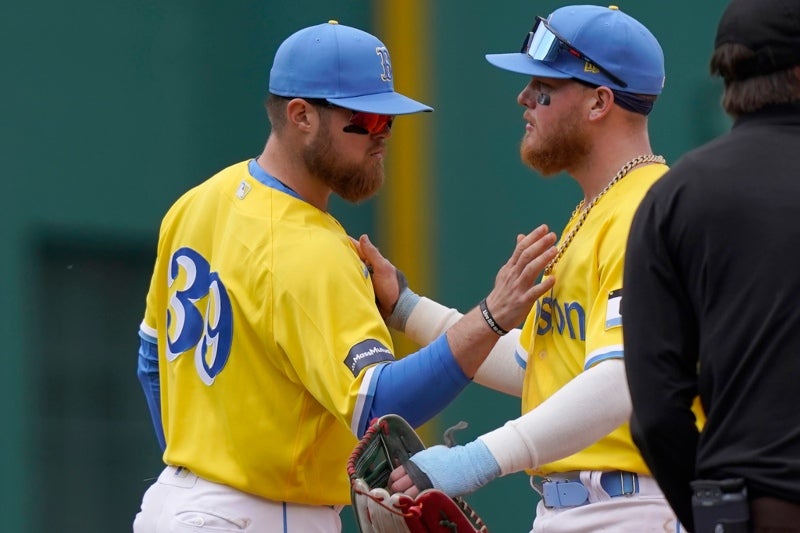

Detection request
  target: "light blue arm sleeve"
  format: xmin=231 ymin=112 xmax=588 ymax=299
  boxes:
xmin=360 ymin=334 xmax=470 ymax=437
xmin=408 ymin=440 xmax=501 ymax=497
xmin=136 ymin=332 xmax=166 ymax=451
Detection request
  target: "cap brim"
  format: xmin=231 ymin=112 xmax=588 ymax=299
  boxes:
xmin=327 ymin=91 xmax=433 ymax=115
xmin=485 ymin=52 xmax=571 ymax=79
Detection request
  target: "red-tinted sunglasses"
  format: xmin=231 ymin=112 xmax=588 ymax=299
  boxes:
xmin=343 ymin=111 xmax=394 ymax=135
xmin=304 ymin=98 xmax=393 ymax=135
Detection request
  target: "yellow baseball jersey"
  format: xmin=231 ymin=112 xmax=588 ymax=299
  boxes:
xmin=520 ymin=164 xmax=667 ymax=475
xmin=140 ymin=160 xmax=394 ymax=505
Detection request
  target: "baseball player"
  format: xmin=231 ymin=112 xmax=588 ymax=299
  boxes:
xmin=356 ymin=5 xmax=705 ymax=532
xmin=132 ymin=21 xmax=557 ymax=532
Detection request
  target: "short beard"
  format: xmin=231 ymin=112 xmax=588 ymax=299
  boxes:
xmin=520 ymin=105 xmax=590 ymax=176
xmin=303 ymin=120 xmax=384 ymax=203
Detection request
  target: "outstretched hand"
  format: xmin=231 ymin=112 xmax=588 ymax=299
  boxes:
xmin=483 ymin=225 xmax=557 ymax=332
xmin=352 ymin=226 xmax=557 ymax=326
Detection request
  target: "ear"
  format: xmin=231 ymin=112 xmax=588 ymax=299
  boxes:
xmin=286 ymin=98 xmax=316 ymax=133
xmin=587 ymin=86 xmax=615 ymax=121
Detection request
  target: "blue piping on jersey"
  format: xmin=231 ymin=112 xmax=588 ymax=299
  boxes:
xmin=282 ymin=502 xmax=287 ymax=533
xmin=359 ymin=334 xmax=470 ymax=437
xmin=514 ymin=348 xmax=527 ymax=370
xmin=248 ymin=159 xmax=303 ymax=201
xmin=584 ymin=349 xmax=624 ymax=370
xmin=353 ymin=365 xmax=383 ymax=437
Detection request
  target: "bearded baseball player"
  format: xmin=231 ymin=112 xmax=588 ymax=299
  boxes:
xmin=356 ymin=5 xmax=707 ymax=532
xmin=132 ymin=20 xmax=557 ymax=532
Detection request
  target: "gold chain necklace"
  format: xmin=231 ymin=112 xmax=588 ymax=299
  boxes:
xmin=542 ymin=154 xmax=666 ymax=277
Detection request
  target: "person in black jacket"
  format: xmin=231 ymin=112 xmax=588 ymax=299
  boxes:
xmin=623 ymin=0 xmax=800 ymax=531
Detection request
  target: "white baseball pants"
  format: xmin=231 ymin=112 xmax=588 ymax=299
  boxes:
xmin=133 ymin=465 xmax=343 ymax=532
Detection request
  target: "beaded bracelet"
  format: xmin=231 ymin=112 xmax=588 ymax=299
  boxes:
xmin=479 ymin=298 xmax=509 ymax=336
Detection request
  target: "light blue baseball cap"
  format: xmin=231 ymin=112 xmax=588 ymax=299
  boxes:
xmin=486 ymin=5 xmax=665 ymax=95
xmin=269 ymin=21 xmax=433 ymax=115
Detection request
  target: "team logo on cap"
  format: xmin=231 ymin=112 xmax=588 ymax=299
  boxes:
xmin=376 ymin=47 xmax=393 ymax=82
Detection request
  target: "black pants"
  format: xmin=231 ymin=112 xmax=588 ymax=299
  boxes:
xmin=751 ymin=497 xmax=800 ymax=532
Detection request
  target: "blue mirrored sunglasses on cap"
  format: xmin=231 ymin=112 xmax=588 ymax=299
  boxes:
xmin=520 ymin=16 xmax=628 ymax=89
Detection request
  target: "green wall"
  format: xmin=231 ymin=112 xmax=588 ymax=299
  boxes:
xmin=1 ymin=1 xmax=730 ymax=531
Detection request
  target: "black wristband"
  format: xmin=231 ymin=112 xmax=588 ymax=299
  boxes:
xmin=479 ymin=298 xmax=509 ymax=336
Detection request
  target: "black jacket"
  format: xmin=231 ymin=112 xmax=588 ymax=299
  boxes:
xmin=623 ymin=102 xmax=800 ymax=529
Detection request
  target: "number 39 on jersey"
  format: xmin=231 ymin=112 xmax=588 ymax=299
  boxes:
xmin=166 ymin=247 xmax=233 ymax=385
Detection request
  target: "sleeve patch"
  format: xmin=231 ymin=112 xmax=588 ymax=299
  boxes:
xmin=605 ymin=288 xmax=622 ymax=329
xmin=344 ymin=339 xmax=394 ymax=377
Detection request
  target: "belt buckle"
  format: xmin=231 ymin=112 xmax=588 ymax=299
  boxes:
xmin=541 ymin=479 xmax=589 ymax=509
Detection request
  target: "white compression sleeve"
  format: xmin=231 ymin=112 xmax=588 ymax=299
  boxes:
xmin=404 ymin=297 xmax=524 ymax=397
xmin=404 ymin=296 xmax=462 ymax=345
xmin=477 ymin=359 xmax=631 ymax=475
xmin=473 ymin=330 xmax=524 ymax=397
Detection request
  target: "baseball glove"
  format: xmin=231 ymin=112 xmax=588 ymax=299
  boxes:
xmin=347 ymin=414 xmax=489 ymax=533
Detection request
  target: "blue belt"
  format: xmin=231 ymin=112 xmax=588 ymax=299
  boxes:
xmin=538 ymin=471 xmax=639 ymax=509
